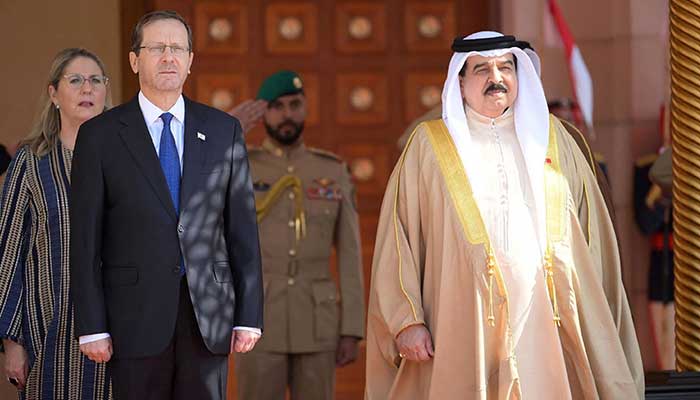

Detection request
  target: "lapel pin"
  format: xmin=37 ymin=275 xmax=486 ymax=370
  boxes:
xmin=197 ymin=132 xmax=206 ymax=141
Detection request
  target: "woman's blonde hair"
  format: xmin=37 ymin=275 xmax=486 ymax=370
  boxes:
xmin=24 ymin=48 xmax=111 ymax=157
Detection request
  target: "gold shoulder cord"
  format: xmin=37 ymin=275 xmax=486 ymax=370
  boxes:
xmin=255 ymin=174 xmax=307 ymax=242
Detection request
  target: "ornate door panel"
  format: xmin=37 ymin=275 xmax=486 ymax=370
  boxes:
xmin=123 ymin=1 xmax=492 ymax=398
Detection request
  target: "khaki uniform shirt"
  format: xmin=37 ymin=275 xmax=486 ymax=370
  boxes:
xmin=249 ymin=139 xmax=365 ymax=353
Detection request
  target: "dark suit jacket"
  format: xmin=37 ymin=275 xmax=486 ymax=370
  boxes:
xmin=69 ymin=95 xmax=263 ymax=359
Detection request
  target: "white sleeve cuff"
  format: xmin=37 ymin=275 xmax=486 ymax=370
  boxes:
xmin=233 ymin=326 xmax=262 ymax=336
xmin=79 ymin=333 xmax=111 ymax=345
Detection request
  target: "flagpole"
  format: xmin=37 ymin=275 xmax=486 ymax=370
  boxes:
xmin=546 ymin=0 xmax=594 ymax=134
xmin=669 ymin=0 xmax=700 ymax=372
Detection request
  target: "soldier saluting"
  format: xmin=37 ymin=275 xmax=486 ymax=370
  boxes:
xmin=235 ymin=70 xmax=365 ymax=400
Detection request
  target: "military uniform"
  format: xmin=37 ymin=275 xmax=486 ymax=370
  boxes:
xmin=634 ymin=153 xmax=675 ymax=369
xmin=235 ymin=138 xmax=365 ymax=400
xmin=634 ymin=154 xmax=674 ymax=303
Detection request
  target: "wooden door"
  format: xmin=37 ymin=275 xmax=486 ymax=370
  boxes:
xmin=122 ymin=1 xmax=493 ymax=398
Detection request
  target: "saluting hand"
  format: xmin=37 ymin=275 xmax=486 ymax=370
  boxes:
xmin=228 ymin=99 xmax=268 ymax=135
xmin=231 ymin=330 xmax=261 ymax=353
xmin=79 ymin=338 xmax=113 ymax=363
xmin=395 ymin=324 xmax=434 ymax=362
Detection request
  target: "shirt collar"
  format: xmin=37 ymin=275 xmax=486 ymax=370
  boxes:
xmin=262 ymin=138 xmax=306 ymax=160
xmin=138 ymin=91 xmax=185 ymax=125
xmin=465 ymin=105 xmax=514 ymax=128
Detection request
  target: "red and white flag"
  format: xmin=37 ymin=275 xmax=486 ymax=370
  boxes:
xmin=544 ymin=0 xmax=594 ymax=129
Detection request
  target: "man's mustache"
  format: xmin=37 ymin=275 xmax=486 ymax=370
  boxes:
xmin=484 ymin=83 xmax=508 ymax=95
xmin=279 ymin=120 xmax=297 ymax=130
xmin=158 ymin=65 xmax=178 ymax=72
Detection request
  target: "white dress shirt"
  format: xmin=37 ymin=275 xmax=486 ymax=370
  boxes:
xmin=79 ymin=92 xmax=260 ymax=345
xmin=466 ymin=107 xmax=571 ymax=399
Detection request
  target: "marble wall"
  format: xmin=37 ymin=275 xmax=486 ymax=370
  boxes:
xmin=0 ymin=0 xmax=122 ymax=150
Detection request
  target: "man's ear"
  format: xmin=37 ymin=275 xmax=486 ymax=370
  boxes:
xmin=187 ymin=52 xmax=194 ymax=75
xmin=458 ymin=75 xmax=468 ymax=103
xmin=129 ymin=52 xmax=139 ymax=74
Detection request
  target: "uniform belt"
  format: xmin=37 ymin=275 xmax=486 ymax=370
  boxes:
xmin=651 ymin=232 xmax=673 ymax=251
xmin=264 ymin=269 xmax=331 ymax=280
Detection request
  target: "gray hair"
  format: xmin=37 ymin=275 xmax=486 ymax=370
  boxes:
xmin=131 ymin=10 xmax=193 ymax=54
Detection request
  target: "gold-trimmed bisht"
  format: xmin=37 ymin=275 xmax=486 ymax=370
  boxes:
xmin=400 ymin=116 xmax=568 ymax=329
xmin=423 ymin=120 xmax=510 ymax=328
xmin=543 ymin=115 xmax=569 ymax=327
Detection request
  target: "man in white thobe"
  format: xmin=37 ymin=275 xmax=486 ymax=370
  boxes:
xmin=364 ymin=31 xmax=643 ymax=399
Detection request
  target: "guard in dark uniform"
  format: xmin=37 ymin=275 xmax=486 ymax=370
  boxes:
xmin=234 ymin=70 xmax=365 ymax=400
xmin=634 ymin=151 xmax=674 ymax=370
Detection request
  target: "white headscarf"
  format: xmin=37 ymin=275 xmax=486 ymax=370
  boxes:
xmin=441 ymin=31 xmax=550 ymax=255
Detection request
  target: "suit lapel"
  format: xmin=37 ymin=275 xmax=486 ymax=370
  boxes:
xmin=118 ymin=97 xmax=178 ymax=221
xmin=180 ymin=97 xmax=205 ymax=211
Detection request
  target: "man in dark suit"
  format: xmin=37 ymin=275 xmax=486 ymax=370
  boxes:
xmin=69 ymin=10 xmax=263 ymax=399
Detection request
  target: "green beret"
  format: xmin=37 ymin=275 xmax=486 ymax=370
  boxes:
xmin=257 ymin=70 xmax=304 ymax=101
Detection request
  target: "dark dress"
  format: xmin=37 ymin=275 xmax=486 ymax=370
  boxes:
xmin=0 ymin=144 xmax=111 ymax=399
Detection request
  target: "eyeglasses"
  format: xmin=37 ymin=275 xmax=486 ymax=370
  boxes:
xmin=63 ymin=74 xmax=109 ymax=88
xmin=138 ymin=44 xmax=190 ymax=56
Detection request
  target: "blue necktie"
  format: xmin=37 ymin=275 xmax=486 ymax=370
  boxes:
xmin=159 ymin=113 xmax=185 ymax=275
xmin=159 ymin=112 xmax=180 ymax=214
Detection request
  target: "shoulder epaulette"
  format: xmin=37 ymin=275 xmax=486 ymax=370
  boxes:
xmin=308 ymin=147 xmax=342 ymax=162
xmin=635 ymin=153 xmax=658 ymax=167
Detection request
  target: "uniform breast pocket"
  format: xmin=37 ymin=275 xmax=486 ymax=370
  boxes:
xmin=306 ymin=199 xmax=340 ymax=240
xmin=311 ymin=280 xmax=339 ymax=341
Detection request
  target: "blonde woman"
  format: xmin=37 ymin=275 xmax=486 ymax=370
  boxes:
xmin=0 ymin=48 xmax=111 ymax=399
